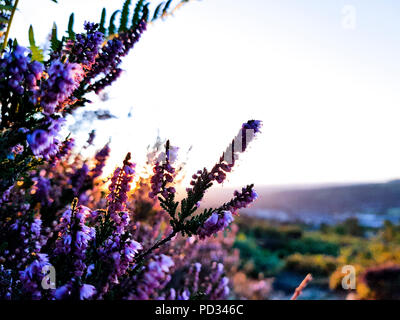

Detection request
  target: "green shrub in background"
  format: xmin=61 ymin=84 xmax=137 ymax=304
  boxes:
xmin=285 ymin=253 xmax=337 ymax=276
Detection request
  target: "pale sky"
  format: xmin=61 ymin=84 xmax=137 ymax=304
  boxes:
xmin=10 ymin=0 xmax=400 ymax=187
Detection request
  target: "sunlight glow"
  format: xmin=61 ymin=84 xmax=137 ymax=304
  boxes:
xmin=11 ymin=0 xmax=400 ymax=187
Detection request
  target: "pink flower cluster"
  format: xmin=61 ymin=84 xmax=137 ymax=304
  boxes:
xmin=149 ymin=162 xmax=176 ymax=199
xmin=40 ymin=60 xmax=84 ymax=115
xmin=197 ymin=211 xmax=234 ymax=240
xmin=107 ymin=153 xmax=136 ymax=215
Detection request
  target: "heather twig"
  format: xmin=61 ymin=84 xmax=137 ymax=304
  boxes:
xmin=290 ymin=273 xmax=313 ymax=300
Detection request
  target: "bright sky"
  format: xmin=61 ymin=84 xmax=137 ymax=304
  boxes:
xmin=10 ymin=0 xmax=400 ymax=187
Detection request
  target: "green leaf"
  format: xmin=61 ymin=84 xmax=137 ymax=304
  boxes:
xmin=28 ymin=25 xmax=44 ymax=62
xmin=152 ymin=3 xmax=164 ymax=21
xmin=28 ymin=25 xmax=35 ymax=45
xmin=0 ymin=4 xmax=15 ymax=11
xmin=162 ymin=0 xmax=173 ymax=16
xmin=108 ymin=10 xmax=120 ymax=35
xmin=50 ymin=22 xmax=62 ymax=52
xmin=119 ymin=0 xmax=131 ymax=32
xmin=51 ymin=22 xmax=58 ymax=43
xmin=67 ymin=13 xmax=75 ymax=40
xmin=142 ymin=3 xmax=149 ymax=22
xmin=99 ymin=8 xmax=106 ymax=34
xmin=131 ymin=0 xmax=144 ymax=28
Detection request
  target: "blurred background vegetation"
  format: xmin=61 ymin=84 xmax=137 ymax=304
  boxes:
xmin=229 ymin=212 xmax=400 ymax=299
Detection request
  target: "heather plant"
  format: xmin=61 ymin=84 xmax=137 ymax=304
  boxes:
xmin=0 ymin=0 xmax=262 ymax=300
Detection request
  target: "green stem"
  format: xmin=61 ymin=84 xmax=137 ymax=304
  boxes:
xmin=136 ymin=229 xmax=178 ymax=262
xmin=130 ymin=229 xmax=179 ymax=274
xmin=1 ymin=0 xmax=19 ymax=54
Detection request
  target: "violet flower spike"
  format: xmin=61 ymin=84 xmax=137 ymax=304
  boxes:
xmin=197 ymin=211 xmax=234 ymax=240
xmin=107 ymin=152 xmax=136 ymax=217
xmin=91 ymin=143 xmax=111 ymax=179
xmin=222 ymin=184 xmax=258 ymax=214
xmin=40 ymin=59 xmax=84 ymax=115
xmin=149 ymin=140 xmax=176 ymax=200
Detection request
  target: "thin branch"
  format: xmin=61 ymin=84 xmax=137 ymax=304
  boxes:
xmin=1 ymin=0 xmax=19 ymax=54
xmin=290 ymin=273 xmax=313 ymax=300
xmin=131 ymin=229 xmax=178 ymax=273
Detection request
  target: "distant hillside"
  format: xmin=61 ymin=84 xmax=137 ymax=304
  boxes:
xmin=204 ymin=180 xmax=400 ymax=216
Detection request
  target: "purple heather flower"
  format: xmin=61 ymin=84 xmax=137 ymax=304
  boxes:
xmin=29 ymin=61 xmax=44 ymax=79
xmin=70 ymin=163 xmax=89 ymax=197
xmin=193 ymin=120 xmax=263 ymax=186
xmin=223 ymin=185 xmax=258 ymax=214
xmin=88 ymin=19 xmax=147 ymax=94
xmin=181 ymin=262 xmax=202 ymax=294
xmin=27 ymin=117 xmax=66 ymax=159
xmin=30 ymin=218 xmax=42 ymax=238
xmin=197 ymin=211 xmax=234 ymax=239
xmin=149 ymin=142 xmax=176 ymax=199
xmin=124 ymin=240 xmax=143 ymax=262
xmin=95 ymin=155 xmax=142 ymax=295
xmin=32 ymin=176 xmax=53 ymax=206
xmin=40 ymin=59 xmax=84 ymax=114
xmin=87 ymin=38 xmax=124 ymax=79
xmin=66 ymin=22 xmax=104 ymax=68
xmin=90 ymin=67 xmax=123 ymax=94
xmin=50 ymin=137 xmax=75 ymax=165
xmin=97 ymin=234 xmax=142 ymax=297
xmin=157 ymin=145 xmax=179 ymax=164
xmin=130 ymin=254 xmax=174 ymax=300
xmin=242 ymin=119 xmax=262 ymax=133
xmin=86 ymin=264 xmax=95 ymax=277
xmin=166 ymin=288 xmax=177 ymax=300
xmin=240 ymin=120 xmax=263 ymax=153
xmin=0 ymin=45 xmax=43 ymax=97
xmin=6 ymin=212 xmax=44 ymax=275
xmin=55 ymin=205 xmax=96 ymax=283
xmin=119 ymin=20 xmax=147 ymax=56
xmin=198 ymin=262 xmax=230 ymax=300
xmin=19 ymin=253 xmax=51 ymax=299
xmin=54 ymin=285 xmax=70 ymax=300
xmin=178 ymin=289 xmax=190 ymax=300
xmin=0 ymin=186 xmax=13 ymax=205
xmin=27 ymin=130 xmax=52 ymax=156
xmin=107 ymin=153 xmax=135 ymax=216
xmin=186 ymin=120 xmax=262 ymax=200
xmin=18 ymin=127 xmax=29 ymax=134
xmin=158 ymin=254 xmax=174 ymax=273
xmin=0 ymin=266 xmax=13 ymax=300
xmin=10 ymin=144 xmax=24 ymax=155
xmin=214 ymin=276 xmax=230 ymax=299
xmin=80 ymin=284 xmax=96 ymax=300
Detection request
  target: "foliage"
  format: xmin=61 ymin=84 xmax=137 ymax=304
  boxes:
xmin=234 ymin=214 xmax=400 ymax=299
xmin=234 ymin=217 xmax=341 ymax=278
xmin=234 ymin=233 xmax=283 ymax=277
xmin=285 ymin=254 xmax=337 ymax=277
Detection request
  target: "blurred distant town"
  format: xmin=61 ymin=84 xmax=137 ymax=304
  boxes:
xmin=207 ymin=179 xmax=400 ymax=228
